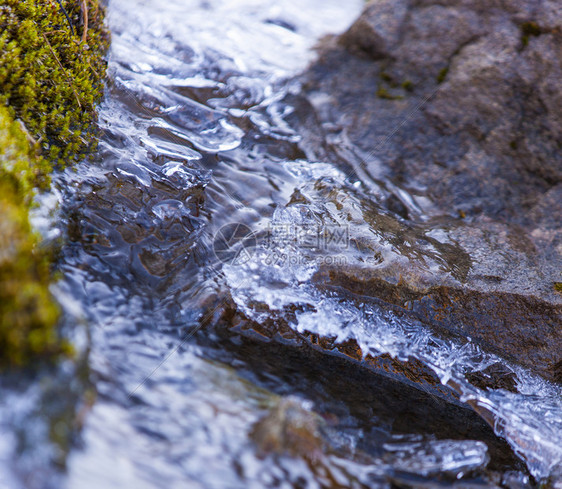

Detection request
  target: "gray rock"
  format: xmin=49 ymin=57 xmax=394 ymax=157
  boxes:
xmin=313 ymin=0 xmax=562 ymax=223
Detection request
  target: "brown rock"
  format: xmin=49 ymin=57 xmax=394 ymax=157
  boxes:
xmin=293 ymin=0 xmax=562 ymax=381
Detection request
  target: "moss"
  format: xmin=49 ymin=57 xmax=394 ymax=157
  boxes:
xmin=520 ymin=21 xmax=542 ymax=47
xmin=401 ymin=80 xmax=414 ymax=92
xmin=436 ymin=67 xmax=449 ymax=84
xmin=380 ymin=71 xmax=399 ymax=88
xmin=0 ymin=0 xmax=109 ymax=165
xmin=380 ymin=71 xmax=393 ymax=83
xmin=0 ymin=106 xmax=73 ymax=366
xmin=0 ymin=0 xmax=109 ymax=366
xmin=376 ymin=86 xmax=404 ymax=100
xmin=554 ymin=282 xmax=562 ymax=294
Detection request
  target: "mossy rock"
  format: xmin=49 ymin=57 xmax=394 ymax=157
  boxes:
xmin=0 ymin=106 xmax=69 ymax=366
xmin=0 ymin=182 xmax=69 ymax=366
xmin=0 ymin=0 xmax=109 ymax=366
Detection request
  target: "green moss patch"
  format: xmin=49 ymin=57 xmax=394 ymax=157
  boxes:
xmin=0 ymin=0 xmax=109 ymax=366
xmin=436 ymin=66 xmax=449 ymax=84
xmin=376 ymin=86 xmax=404 ymax=100
xmin=0 ymin=0 xmax=109 ymax=164
xmin=0 ymin=180 xmax=68 ymax=366
xmin=401 ymin=80 xmax=414 ymax=92
xmin=520 ymin=21 xmax=542 ymax=47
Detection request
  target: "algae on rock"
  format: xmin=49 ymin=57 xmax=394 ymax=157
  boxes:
xmin=0 ymin=0 xmax=109 ymax=366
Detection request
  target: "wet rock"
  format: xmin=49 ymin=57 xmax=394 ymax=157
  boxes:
xmin=297 ymin=0 xmax=562 ymax=382
xmin=210 ymin=328 xmax=528 ymax=475
xmin=310 ymin=0 xmax=562 ymax=223
xmin=313 ymin=261 xmax=561 ymax=382
xmin=250 ymin=396 xmax=325 ymax=459
xmin=465 ymin=363 xmax=518 ymax=394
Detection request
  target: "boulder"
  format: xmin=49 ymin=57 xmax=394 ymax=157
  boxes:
xmin=296 ymin=0 xmax=562 ymax=382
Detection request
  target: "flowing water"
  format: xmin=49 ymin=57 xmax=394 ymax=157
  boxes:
xmin=1 ymin=0 xmax=562 ymax=488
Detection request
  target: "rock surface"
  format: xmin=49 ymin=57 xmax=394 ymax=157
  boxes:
xmin=294 ymin=0 xmax=562 ymax=382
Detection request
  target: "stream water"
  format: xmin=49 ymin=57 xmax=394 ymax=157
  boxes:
xmin=1 ymin=0 xmax=561 ymax=488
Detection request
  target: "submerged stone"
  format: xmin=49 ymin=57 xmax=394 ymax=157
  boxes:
xmin=251 ymin=396 xmax=325 ymax=460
